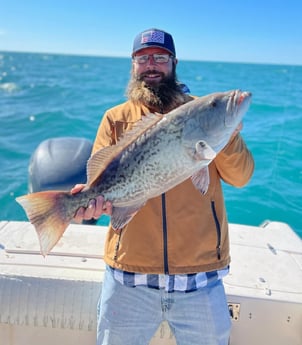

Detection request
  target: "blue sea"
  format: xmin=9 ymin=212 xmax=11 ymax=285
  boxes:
xmin=0 ymin=51 xmax=301 ymax=238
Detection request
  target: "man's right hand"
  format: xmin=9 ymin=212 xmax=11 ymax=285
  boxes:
xmin=71 ymin=184 xmax=113 ymax=223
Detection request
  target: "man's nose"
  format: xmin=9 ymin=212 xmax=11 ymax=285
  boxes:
xmin=146 ymin=55 xmax=157 ymax=66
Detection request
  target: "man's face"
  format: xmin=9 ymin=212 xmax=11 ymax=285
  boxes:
xmin=132 ymin=47 xmax=177 ymax=85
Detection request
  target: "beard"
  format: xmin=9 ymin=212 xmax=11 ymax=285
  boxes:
xmin=126 ymin=67 xmax=187 ymax=113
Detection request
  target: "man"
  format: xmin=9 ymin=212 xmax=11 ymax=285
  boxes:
xmin=72 ymin=28 xmax=254 ymax=345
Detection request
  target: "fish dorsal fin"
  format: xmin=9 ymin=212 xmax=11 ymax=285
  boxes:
xmin=86 ymin=145 xmax=117 ymax=186
xmin=87 ymin=113 xmax=163 ymax=186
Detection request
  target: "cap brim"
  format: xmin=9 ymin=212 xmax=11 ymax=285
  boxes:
xmin=132 ymin=45 xmax=175 ymax=57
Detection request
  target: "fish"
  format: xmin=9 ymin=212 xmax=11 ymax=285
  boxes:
xmin=16 ymin=89 xmax=252 ymax=256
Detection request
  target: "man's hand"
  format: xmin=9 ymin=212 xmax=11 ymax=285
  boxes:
xmin=71 ymin=184 xmax=113 ymax=223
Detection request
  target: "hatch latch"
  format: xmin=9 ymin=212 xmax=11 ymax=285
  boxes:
xmin=228 ymin=303 xmax=240 ymax=321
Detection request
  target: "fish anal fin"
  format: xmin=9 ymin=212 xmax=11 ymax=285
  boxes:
xmin=110 ymin=202 xmax=146 ymax=230
xmin=191 ymin=167 xmax=210 ymax=195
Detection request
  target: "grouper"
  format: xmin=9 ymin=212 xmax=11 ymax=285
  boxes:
xmin=16 ymin=89 xmax=252 ymax=256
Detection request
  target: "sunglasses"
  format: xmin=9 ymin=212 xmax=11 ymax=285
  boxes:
xmin=133 ymin=53 xmax=172 ymax=64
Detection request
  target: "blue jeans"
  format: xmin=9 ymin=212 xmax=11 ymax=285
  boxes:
xmin=97 ymin=266 xmax=231 ymax=345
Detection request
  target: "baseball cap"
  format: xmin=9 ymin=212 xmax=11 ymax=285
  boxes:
xmin=132 ymin=28 xmax=176 ymax=57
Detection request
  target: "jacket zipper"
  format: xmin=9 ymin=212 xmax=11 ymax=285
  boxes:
xmin=158 ymin=107 xmax=169 ymax=274
xmin=161 ymin=193 xmax=169 ymax=274
xmin=211 ymin=200 xmax=221 ymax=260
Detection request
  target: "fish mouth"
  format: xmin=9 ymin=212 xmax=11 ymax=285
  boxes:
xmin=237 ymin=90 xmax=252 ymax=106
xmin=226 ymin=90 xmax=252 ymax=126
xmin=230 ymin=89 xmax=251 ymax=108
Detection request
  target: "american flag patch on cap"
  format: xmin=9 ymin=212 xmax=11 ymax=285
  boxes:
xmin=141 ymin=30 xmax=165 ymax=44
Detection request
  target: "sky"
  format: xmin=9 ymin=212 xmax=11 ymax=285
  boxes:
xmin=0 ymin=0 xmax=301 ymax=65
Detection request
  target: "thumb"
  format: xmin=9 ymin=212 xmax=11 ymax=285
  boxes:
xmin=71 ymin=183 xmax=86 ymax=195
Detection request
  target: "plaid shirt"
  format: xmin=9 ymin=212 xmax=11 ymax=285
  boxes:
xmin=109 ymin=266 xmax=229 ymax=293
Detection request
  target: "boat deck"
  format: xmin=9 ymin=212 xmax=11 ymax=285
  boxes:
xmin=0 ymin=221 xmax=301 ymax=345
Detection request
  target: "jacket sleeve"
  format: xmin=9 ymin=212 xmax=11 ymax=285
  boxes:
xmin=214 ymin=134 xmax=254 ymax=187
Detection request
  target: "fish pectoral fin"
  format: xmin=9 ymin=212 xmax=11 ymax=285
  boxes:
xmin=191 ymin=167 xmax=210 ymax=195
xmin=110 ymin=202 xmax=146 ymax=230
xmin=193 ymin=140 xmax=216 ymax=161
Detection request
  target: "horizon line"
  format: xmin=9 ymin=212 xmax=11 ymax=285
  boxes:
xmin=0 ymin=49 xmax=301 ymax=67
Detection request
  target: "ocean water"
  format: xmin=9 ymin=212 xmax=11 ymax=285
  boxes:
xmin=0 ymin=51 xmax=301 ymax=238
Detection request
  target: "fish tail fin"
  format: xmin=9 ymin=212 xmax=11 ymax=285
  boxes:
xmin=16 ymin=191 xmax=73 ymax=256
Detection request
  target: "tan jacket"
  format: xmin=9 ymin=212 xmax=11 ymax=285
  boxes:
xmin=92 ymin=98 xmax=254 ymax=274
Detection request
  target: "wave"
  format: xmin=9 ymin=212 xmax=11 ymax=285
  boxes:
xmin=0 ymin=82 xmax=19 ymax=93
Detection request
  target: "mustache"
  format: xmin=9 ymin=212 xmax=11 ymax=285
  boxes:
xmin=138 ymin=70 xmax=165 ymax=80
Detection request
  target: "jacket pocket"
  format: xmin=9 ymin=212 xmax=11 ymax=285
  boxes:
xmin=210 ymin=201 xmax=221 ymax=260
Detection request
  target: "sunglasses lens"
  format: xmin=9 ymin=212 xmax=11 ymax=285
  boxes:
xmin=134 ymin=54 xmax=171 ymax=64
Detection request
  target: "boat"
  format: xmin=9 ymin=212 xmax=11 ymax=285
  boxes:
xmin=0 ymin=138 xmax=301 ymax=344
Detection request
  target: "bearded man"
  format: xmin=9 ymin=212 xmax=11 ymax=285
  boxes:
xmin=72 ymin=28 xmax=254 ymax=345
